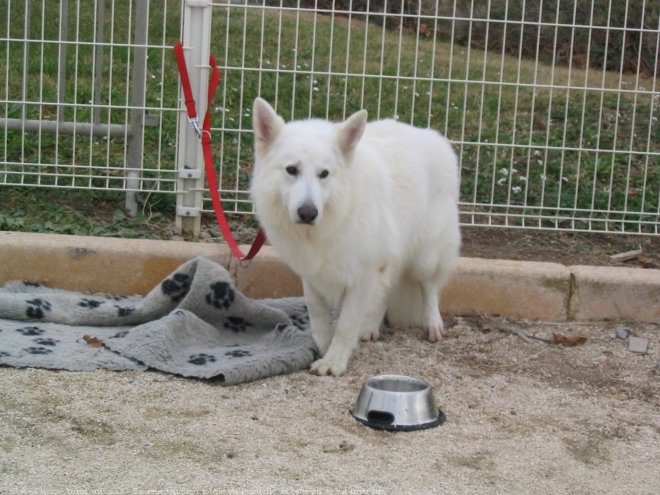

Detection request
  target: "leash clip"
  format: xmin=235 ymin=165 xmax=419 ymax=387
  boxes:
xmin=188 ymin=116 xmax=201 ymax=138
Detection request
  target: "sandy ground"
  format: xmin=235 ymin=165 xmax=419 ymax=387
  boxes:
xmin=1 ymin=317 xmax=659 ymax=495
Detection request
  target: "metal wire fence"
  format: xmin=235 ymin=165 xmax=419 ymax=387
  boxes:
xmin=2 ymin=0 xmax=659 ymax=235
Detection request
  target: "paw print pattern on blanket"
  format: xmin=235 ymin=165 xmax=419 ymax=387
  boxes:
xmin=25 ymin=298 xmax=52 ymax=319
xmin=16 ymin=326 xmax=45 ymax=336
xmin=34 ymin=337 xmax=58 ymax=347
xmin=225 ymin=349 xmax=252 ymax=358
xmin=290 ymin=313 xmax=309 ymax=331
xmin=161 ymin=273 xmax=192 ymax=302
xmin=309 ymin=347 xmax=322 ymax=361
xmin=188 ymin=353 xmax=216 ymax=366
xmin=223 ymin=316 xmax=252 ymax=333
xmin=206 ymin=281 xmax=235 ymax=310
xmin=24 ymin=346 xmax=53 ymax=355
xmin=79 ymin=298 xmax=104 ymax=309
xmin=115 ymin=306 xmax=135 ymax=318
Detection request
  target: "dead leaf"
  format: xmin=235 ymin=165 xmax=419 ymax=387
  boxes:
xmin=478 ymin=322 xmax=495 ymax=333
xmin=83 ymin=335 xmax=104 ymax=348
xmin=637 ymin=254 xmax=660 ymax=269
xmin=552 ymin=333 xmax=587 ymax=347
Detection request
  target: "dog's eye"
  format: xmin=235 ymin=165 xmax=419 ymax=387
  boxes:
xmin=285 ymin=165 xmax=299 ymax=176
xmin=319 ymin=170 xmax=329 ymax=179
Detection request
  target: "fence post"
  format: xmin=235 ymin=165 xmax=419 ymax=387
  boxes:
xmin=125 ymin=0 xmax=150 ymax=217
xmin=175 ymin=0 xmax=213 ymax=237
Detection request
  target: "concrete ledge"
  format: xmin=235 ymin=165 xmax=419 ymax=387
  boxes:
xmin=0 ymin=232 xmax=230 ymax=295
xmin=1 ymin=232 xmax=658 ymax=323
xmin=230 ymin=245 xmax=302 ymax=299
xmin=569 ymin=265 xmax=660 ymax=322
xmin=443 ymin=258 xmax=571 ymax=320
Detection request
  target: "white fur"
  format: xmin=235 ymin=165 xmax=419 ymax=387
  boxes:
xmin=250 ymin=97 xmax=461 ymax=376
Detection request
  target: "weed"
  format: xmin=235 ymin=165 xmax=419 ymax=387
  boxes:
xmin=0 ymin=187 xmax=174 ymax=239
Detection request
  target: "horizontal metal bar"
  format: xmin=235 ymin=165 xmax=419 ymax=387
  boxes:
xmin=0 ymin=182 xmax=177 ymax=194
xmin=1 ymin=118 xmax=131 ymax=137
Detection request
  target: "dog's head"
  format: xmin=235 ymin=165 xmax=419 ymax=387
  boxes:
xmin=250 ymin=97 xmax=367 ymax=228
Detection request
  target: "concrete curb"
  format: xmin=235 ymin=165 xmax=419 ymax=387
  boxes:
xmin=1 ymin=231 xmax=658 ymax=323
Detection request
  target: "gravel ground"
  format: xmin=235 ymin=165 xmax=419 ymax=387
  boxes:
xmin=1 ymin=317 xmax=658 ymax=495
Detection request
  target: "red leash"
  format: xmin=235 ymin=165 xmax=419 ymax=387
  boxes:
xmin=174 ymin=42 xmax=265 ymax=261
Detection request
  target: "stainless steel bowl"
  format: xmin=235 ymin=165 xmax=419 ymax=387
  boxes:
xmin=350 ymin=375 xmax=446 ymax=431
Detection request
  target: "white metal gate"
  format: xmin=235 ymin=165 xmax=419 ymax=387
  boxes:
xmin=1 ymin=0 xmax=182 ymax=215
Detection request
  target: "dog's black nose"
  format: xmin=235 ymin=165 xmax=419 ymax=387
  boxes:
xmin=297 ymin=204 xmax=318 ymax=224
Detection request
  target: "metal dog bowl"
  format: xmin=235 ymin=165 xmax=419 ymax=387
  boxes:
xmin=350 ymin=375 xmax=446 ymax=431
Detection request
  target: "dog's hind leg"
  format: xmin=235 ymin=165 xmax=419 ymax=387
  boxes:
xmin=420 ymin=281 xmax=443 ymax=342
xmin=413 ymin=217 xmax=460 ymax=342
xmin=359 ymin=299 xmax=386 ymax=342
xmin=385 ymin=276 xmax=423 ymax=329
xmin=387 ymin=278 xmax=443 ymax=341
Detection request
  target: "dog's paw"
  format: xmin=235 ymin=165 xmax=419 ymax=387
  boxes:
xmin=425 ymin=325 xmax=443 ymax=343
xmin=310 ymin=356 xmax=348 ymax=376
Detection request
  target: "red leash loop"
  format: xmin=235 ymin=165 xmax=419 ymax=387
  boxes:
xmin=174 ymin=41 xmax=265 ymax=261
xmin=173 ymin=42 xmax=201 ymax=137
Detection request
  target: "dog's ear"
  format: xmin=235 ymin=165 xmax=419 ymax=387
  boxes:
xmin=253 ymin=98 xmax=285 ymax=156
xmin=336 ymin=109 xmax=367 ymax=158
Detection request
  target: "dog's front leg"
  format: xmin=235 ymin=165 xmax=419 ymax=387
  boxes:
xmin=310 ymin=278 xmax=385 ymax=376
xmin=303 ymin=279 xmax=333 ymax=356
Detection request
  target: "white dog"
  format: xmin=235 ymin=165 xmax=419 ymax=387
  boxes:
xmin=250 ymin=98 xmax=461 ymax=376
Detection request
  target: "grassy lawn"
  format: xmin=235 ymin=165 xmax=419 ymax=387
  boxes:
xmin=0 ymin=187 xmax=175 ymax=238
xmin=1 ymin=2 xmax=658 ymax=234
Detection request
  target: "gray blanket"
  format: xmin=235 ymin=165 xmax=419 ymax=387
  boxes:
xmin=0 ymin=256 xmax=318 ymax=384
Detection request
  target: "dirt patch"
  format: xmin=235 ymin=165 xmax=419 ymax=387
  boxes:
xmin=1 ymin=318 xmax=658 ymax=493
xmin=459 ymin=228 xmax=660 ymax=268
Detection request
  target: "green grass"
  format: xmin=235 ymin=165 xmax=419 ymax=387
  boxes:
xmin=0 ymin=187 xmax=174 ymax=238
xmin=1 ymin=2 xmax=658 ymax=234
